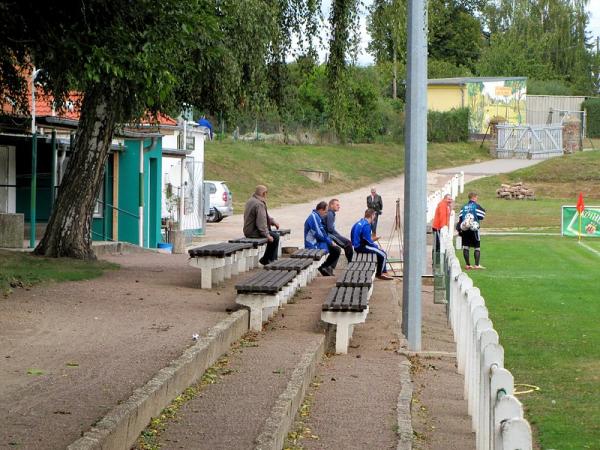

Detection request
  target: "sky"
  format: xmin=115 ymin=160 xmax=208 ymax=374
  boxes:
xmin=317 ymin=0 xmax=600 ymax=66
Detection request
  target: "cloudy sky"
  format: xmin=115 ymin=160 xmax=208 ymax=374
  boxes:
xmin=317 ymin=0 xmax=600 ymax=66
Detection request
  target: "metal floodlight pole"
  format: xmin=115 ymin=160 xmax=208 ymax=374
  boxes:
xmin=402 ymin=0 xmax=427 ymax=351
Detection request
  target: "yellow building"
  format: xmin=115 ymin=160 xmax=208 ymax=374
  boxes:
xmin=428 ymin=77 xmax=527 ymax=133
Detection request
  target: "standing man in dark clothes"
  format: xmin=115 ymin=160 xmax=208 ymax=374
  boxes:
xmin=366 ymin=187 xmax=383 ymax=234
xmin=323 ymin=198 xmax=353 ymax=263
xmin=457 ymin=192 xmax=486 ymax=270
xmin=351 ymin=209 xmax=392 ymax=280
xmin=304 ymin=201 xmax=341 ymax=276
xmin=243 ymin=185 xmax=280 ymax=265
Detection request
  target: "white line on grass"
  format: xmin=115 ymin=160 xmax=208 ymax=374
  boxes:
xmin=578 ymin=241 xmax=600 ymax=258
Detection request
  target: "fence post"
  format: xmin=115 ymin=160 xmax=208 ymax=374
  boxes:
xmin=481 ymin=343 xmax=504 ymax=450
xmin=500 ymin=418 xmax=532 ymax=450
xmin=465 ymin=303 xmax=487 ymax=412
xmin=478 ymin=329 xmax=499 ymax=450
xmin=459 ymin=171 xmax=465 ymax=193
xmin=471 ymin=316 xmax=493 ymax=430
xmin=457 ymin=284 xmax=479 ymax=374
xmin=491 ymin=373 xmax=518 ymax=450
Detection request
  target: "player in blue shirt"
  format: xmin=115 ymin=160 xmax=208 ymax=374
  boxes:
xmin=304 ymin=201 xmax=341 ymax=276
xmin=350 ymin=209 xmax=392 ymax=280
xmin=457 ymin=192 xmax=486 ymax=270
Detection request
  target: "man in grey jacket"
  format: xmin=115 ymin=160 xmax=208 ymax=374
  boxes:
xmin=366 ymin=187 xmax=383 ymax=234
xmin=323 ymin=198 xmax=353 ymax=263
xmin=243 ymin=185 xmax=280 ymax=265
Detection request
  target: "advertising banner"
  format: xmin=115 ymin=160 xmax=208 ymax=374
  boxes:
xmin=561 ymin=206 xmax=600 ymax=237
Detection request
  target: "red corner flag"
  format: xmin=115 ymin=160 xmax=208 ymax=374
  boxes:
xmin=577 ymin=192 xmax=585 ymax=215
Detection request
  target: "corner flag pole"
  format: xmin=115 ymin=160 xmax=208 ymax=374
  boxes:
xmin=576 ymin=192 xmax=585 ymax=241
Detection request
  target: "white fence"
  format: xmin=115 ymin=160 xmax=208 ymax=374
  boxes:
xmin=496 ymin=124 xmax=563 ymax=160
xmin=428 ymin=178 xmax=533 ymax=450
xmin=426 ymin=172 xmax=464 ymax=223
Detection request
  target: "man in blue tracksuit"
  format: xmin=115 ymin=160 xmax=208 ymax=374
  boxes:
xmin=304 ymin=201 xmax=341 ymax=276
xmin=457 ymin=192 xmax=486 ymax=270
xmin=351 ymin=209 xmax=392 ymax=280
xmin=323 ymin=198 xmax=353 ymax=263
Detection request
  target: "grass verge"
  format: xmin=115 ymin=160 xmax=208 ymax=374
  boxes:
xmin=0 ymin=250 xmax=117 ymax=297
xmin=467 ymin=235 xmax=600 ymax=449
xmin=205 ymin=141 xmax=491 ymax=210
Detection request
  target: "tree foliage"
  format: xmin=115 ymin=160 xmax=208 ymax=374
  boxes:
xmin=0 ymin=0 xmax=324 ymax=258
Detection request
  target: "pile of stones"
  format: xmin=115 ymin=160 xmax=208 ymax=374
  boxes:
xmin=496 ymin=182 xmax=535 ymax=200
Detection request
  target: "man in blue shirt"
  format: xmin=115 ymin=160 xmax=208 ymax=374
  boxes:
xmin=323 ymin=198 xmax=353 ymax=263
xmin=351 ymin=209 xmax=392 ymax=280
xmin=457 ymin=192 xmax=486 ymax=270
xmin=304 ymin=201 xmax=341 ymax=276
xmin=197 ymin=115 xmax=213 ymax=140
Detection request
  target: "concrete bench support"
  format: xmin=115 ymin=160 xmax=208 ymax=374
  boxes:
xmin=321 ymin=308 xmax=369 ymax=354
xmin=188 ymin=257 xmax=226 ymax=289
xmin=237 ymin=293 xmax=282 ymax=331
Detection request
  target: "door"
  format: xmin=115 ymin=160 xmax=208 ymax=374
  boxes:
xmin=0 ymin=145 xmax=16 ymax=213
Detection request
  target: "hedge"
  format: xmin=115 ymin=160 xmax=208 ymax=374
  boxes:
xmin=427 ymin=107 xmax=469 ymax=142
xmin=583 ymin=98 xmax=600 ymax=138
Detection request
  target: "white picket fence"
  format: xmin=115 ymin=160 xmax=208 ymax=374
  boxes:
xmin=428 ymin=177 xmax=533 ymax=450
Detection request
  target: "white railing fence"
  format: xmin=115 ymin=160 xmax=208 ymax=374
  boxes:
xmin=429 ymin=177 xmax=533 ymax=450
xmin=426 ymin=171 xmax=464 ymax=223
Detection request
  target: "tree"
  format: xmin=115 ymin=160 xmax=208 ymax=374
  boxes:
xmin=326 ymin=0 xmax=361 ymax=139
xmin=478 ymin=0 xmax=595 ymax=95
xmin=367 ymin=0 xmax=407 ymax=99
xmin=1 ymin=0 xmax=322 ymax=259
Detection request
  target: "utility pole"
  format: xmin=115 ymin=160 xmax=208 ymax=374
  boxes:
xmin=30 ymin=68 xmax=42 ymax=248
xmin=402 ymin=0 xmax=427 ymax=351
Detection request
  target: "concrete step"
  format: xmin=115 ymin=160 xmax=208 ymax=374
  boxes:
xmin=143 ymin=277 xmax=333 ymax=450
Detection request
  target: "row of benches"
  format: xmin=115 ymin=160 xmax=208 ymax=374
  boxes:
xmin=321 ymin=252 xmax=377 ymax=354
xmin=235 ymin=249 xmax=328 ymax=331
xmin=187 ymin=230 xmax=291 ymax=289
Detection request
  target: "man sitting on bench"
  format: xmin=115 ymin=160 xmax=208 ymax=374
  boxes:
xmin=304 ymin=201 xmax=341 ymax=277
xmin=243 ymin=184 xmax=280 ymax=266
xmin=351 ymin=209 xmax=393 ymax=280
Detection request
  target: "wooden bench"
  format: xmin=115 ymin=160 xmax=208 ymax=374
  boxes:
xmin=235 ymin=270 xmax=299 ymax=331
xmin=290 ymin=248 xmax=328 ymax=278
xmin=320 ymin=254 xmax=377 ymax=354
xmin=188 ymin=242 xmax=254 ymax=289
xmin=351 ymin=252 xmax=377 ymax=263
xmin=321 ymin=286 xmax=371 ymax=354
xmin=264 ymin=258 xmax=314 ymax=287
xmin=229 ymin=237 xmax=268 ymax=269
xmin=336 ymin=269 xmax=375 ymax=288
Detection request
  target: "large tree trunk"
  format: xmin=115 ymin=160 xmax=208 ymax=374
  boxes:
xmin=34 ymin=86 xmax=118 ymax=259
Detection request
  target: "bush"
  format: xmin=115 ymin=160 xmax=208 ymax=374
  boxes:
xmin=583 ymin=98 xmax=600 ymax=138
xmin=427 ymin=108 xmax=469 ymax=142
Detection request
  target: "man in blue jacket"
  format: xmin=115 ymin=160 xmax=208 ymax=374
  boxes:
xmin=304 ymin=201 xmax=341 ymax=276
xmin=351 ymin=209 xmax=392 ymax=280
xmin=323 ymin=198 xmax=353 ymax=263
xmin=457 ymin=192 xmax=486 ymax=270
